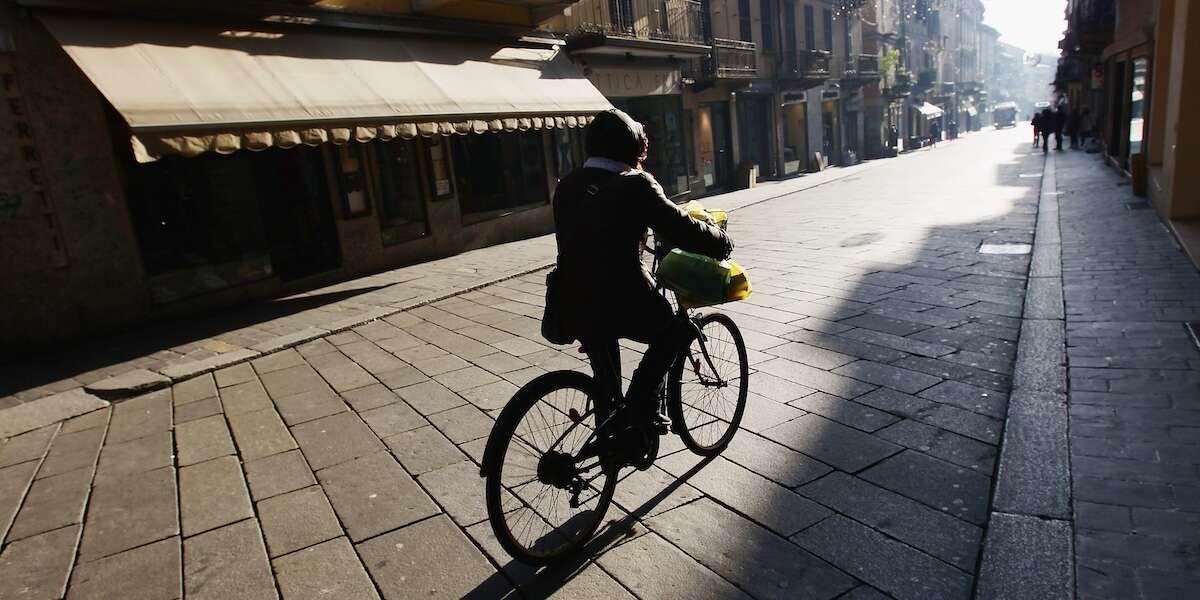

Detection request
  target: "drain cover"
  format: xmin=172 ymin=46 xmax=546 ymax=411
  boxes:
xmin=979 ymin=243 xmax=1032 ymax=255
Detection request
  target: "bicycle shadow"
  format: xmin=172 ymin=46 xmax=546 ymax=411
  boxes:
xmin=479 ymin=454 xmax=716 ymax=599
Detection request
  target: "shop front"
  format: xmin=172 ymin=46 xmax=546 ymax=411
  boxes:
xmin=781 ymin=93 xmax=809 ymax=176
xmin=696 ymin=102 xmax=734 ymax=191
xmin=735 ymin=92 xmax=775 ymax=180
xmin=586 ymin=64 xmax=693 ymax=197
xmin=42 ymin=12 xmax=611 ymax=309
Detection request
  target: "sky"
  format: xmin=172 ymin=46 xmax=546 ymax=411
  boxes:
xmin=981 ymin=0 xmax=1068 ymax=58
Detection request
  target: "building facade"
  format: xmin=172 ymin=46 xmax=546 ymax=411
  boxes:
xmin=0 ymin=0 xmax=612 ymax=352
xmin=1058 ymin=0 xmax=1200 ymax=256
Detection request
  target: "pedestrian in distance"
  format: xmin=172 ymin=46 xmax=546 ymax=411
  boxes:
xmin=1031 ymin=111 xmax=1042 ymax=147
xmin=1054 ymin=105 xmax=1067 ymax=151
xmin=1040 ymin=108 xmax=1054 ymax=154
xmin=930 ymin=120 xmax=941 ymax=147
xmin=1068 ymin=107 xmax=1082 ymax=149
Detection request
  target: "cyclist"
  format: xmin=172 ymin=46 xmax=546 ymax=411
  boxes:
xmin=548 ymin=108 xmax=733 ymax=430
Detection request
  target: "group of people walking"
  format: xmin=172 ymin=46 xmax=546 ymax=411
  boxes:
xmin=1032 ymin=105 xmax=1090 ymax=153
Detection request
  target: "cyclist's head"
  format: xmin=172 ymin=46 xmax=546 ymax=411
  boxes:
xmin=587 ymin=108 xmax=647 ymax=167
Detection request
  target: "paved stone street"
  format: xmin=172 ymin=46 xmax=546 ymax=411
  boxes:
xmin=1 ymin=127 xmax=1197 ymax=599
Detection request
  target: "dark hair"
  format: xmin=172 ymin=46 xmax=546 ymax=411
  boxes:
xmin=585 ymin=109 xmax=646 ymax=166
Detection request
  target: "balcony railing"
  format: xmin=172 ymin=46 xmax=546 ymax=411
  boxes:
xmin=554 ymin=0 xmax=705 ymax=45
xmin=857 ymin=54 xmax=880 ymax=76
xmin=781 ymin=48 xmax=831 ymax=81
xmin=702 ymin=38 xmax=757 ymax=79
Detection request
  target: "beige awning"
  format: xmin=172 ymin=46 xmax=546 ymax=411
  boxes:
xmin=39 ymin=13 xmax=612 ymax=162
xmin=916 ymin=102 xmax=944 ymax=119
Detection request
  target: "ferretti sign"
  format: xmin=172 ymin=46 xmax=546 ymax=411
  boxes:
xmin=586 ymin=67 xmax=682 ymax=97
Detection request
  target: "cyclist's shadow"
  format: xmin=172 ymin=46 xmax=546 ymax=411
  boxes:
xmin=469 ymin=456 xmax=716 ymax=599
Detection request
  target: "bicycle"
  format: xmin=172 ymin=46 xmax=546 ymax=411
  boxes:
xmin=479 ymin=221 xmax=750 ymax=567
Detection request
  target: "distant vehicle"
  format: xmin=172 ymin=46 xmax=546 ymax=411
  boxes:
xmin=993 ymin=102 xmax=1018 ymax=128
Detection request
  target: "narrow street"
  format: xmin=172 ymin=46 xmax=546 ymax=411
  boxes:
xmin=1 ymin=126 xmax=1197 ymax=599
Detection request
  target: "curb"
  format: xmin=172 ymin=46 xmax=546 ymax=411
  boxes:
xmin=974 ymin=152 xmax=1075 ymax=599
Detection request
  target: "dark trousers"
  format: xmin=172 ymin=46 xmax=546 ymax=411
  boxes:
xmin=1042 ymin=132 xmax=1051 ymax=153
xmin=1070 ymin=132 xmax=1079 ymax=149
xmin=1055 ymin=131 xmax=1063 ymax=150
xmin=583 ymin=317 xmax=693 ymax=414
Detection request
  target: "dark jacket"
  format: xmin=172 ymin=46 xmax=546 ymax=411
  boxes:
xmin=1031 ymin=113 xmax=1042 ymax=132
xmin=551 ymin=166 xmax=731 ymax=342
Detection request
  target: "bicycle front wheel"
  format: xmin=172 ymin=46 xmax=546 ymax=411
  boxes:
xmin=482 ymin=370 xmax=617 ymax=566
xmin=667 ymin=312 xmax=749 ymax=455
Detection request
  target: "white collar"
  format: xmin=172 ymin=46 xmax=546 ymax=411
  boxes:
xmin=583 ymin=157 xmax=635 ymax=173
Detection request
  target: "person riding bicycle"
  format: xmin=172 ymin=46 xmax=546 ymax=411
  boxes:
xmin=549 ymin=108 xmax=733 ymax=429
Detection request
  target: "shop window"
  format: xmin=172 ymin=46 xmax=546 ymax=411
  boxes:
xmin=1128 ymin=58 xmax=1147 ymax=157
xmin=125 ymin=146 xmax=340 ymax=302
xmin=335 ymin=144 xmax=371 ymax=218
xmin=426 ymin=137 xmax=454 ymax=200
xmin=452 ymin=131 xmax=549 ymax=221
xmin=370 ymin=139 xmax=430 ymax=245
xmin=553 ymin=128 xmax=586 ymax=180
xmin=613 ymin=96 xmax=693 ymax=196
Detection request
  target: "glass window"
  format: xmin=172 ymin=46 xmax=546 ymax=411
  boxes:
xmin=553 ymin=128 xmax=585 ymax=179
xmin=452 ymin=131 xmax=549 ymax=220
xmin=738 ymin=0 xmax=753 ymax=42
xmin=426 ymin=137 xmax=454 ymax=199
xmin=1128 ymin=58 xmax=1147 ymax=156
xmin=823 ymin=8 xmax=833 ymax=52
xmin=334 ymin=144 xmax=371 ymax=218
xmin=125 ymin=145 xmax=340 ymax=301
xmin=804 ymin=5 xmax=815 ymax=50
xmin=370 ymin=139 xmax=429 ymax=245
xmin=761 ymin=0 xmax=774 ymax=50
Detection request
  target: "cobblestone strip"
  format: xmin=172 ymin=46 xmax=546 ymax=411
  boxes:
xmin=976 ymin=152 xmax=1074 ymax=599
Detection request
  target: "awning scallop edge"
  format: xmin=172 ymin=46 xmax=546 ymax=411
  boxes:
xmin=130 ymin=115 xmax=596 ymax=163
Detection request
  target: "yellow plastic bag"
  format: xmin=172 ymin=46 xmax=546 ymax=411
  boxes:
xmin=682 ymin=200 xmax=728 ymax=230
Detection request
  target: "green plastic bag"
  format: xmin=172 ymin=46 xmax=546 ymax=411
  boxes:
xmin=657 ymin=249 xmax=751 ymax=308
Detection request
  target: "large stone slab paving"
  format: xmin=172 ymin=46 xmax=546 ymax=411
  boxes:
xmin=93 ymin=430 xmax=173 ymax=485
xmin=6 ymin=466 xmax=92 ymax=541
xmin=243 ymin=449 xmax=316 ymax=502
xmin=793 ymin=515 xmax=971 ymax=600
xmin=0 ymin=461 xmax=37 ymax=544
xmin=105 ymin=389 xmax=172 ymax=444
xmin=763 ymin=413 xmax=902 ymax=473
xmin=175 ymin=414 xmax=236 ymax=467
xmin=272 ymin=537 xmax=380 ymax=600
xmin=184 ymin=519 xmax=278 ymax=600
xmin=173 ymin=374 xmax=218 ymax=406
xmin=291 ymin=411 xmax=386 ymax=470
xmin=860 ymin=450 xmax=991 ymax=525
xmin=341 ymin=383 xmax=403 ymax=412
xmin=316 ymin=451 xmax=439 ymax=542
xmin=257 ymin=485 xmax=342 ymax=557
xmin=975 ymin=513 xmax=1072 ymax=600
xmin=798 ymin=471 xmax=981 ymax=571
xmin=595 ymin=531 xmax=752 ymax=600
xmin=0 ymin=524 xmax=80 ymax=600
xmin=416 ymin=460 xmax=491 ymax=527
xmin=357 ymin=515 xmax=512 ymax=599
xmin=383 ymin=425 xmax=467 ymax=475
xmin=68 ymin=536 xmax=181 ymax=600
xmin=227 ymin=408 xmax=296 ymax=461
xmin=756 ymin=358 xmax=878 ymax=399
xmin=180 ymin=455 xmax=254 ymax=537
xmin=174 ymin=396 xmax=223 ymax=424
xmin=273 ymin=388 xmax=348 ymax=426
xmin=874 ymin=419 xmax=997 ymax=473
xmin=219 ymin=379 xmax=274 ymax=416
xmin=646 ymin=498 xmax=855 ymax=600
xmin=718 ymin=430 xmax=833 ymax=488
xmin=78 ymin=466 xmax=178 ymax=561
xmin=35 ymin=424 xmax=104 ymax=479
xmin=656 ymin=453 xmax=829 ymax=536
xmin=788 ymin=392 xmax=900 ymax=433
xmin=0 ymin=425 xmax=56 ymax=468
xmin=427 ymin=403 xmax=493 ymax=444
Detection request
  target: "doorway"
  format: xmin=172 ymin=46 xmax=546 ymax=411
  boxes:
xmin=260 ymin=146 xmax=342 ymax=281
xmin=699 ymin=102 xmax=733 ymax=190
xmin=737 ymin=94 xmax=773 ymax=178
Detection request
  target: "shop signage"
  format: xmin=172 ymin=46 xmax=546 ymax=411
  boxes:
xmin=586 ymin=67 xmax=682 ymax=97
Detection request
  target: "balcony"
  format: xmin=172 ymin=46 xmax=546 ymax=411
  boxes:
xmin=550 ymin=0 xmax=710 ymax=57
xmin=856 ymin=54 xmax=880 ymax=77
xmin=700 ymin=38 xmax=758 ymax=79
xmin=779 ymin=49 xmax=831 ymax=89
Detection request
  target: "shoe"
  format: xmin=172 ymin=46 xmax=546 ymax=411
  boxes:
xmin=650 ymin=411 xmax=671 ymax=435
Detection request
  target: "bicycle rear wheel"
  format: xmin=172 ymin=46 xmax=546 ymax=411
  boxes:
xmin=481 ymin=370 xmax=617 ymax=566
xmin=667 ymin=312 xmax=749 ymax=455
